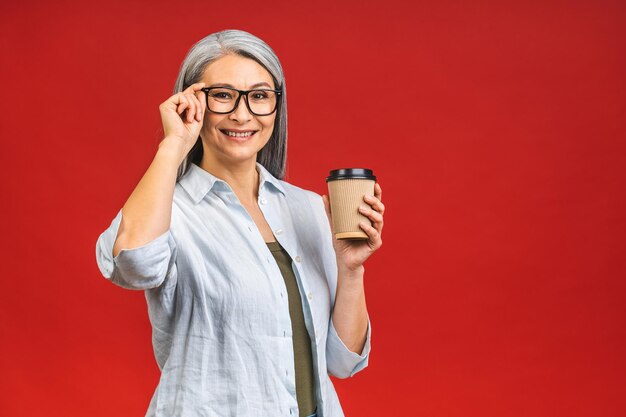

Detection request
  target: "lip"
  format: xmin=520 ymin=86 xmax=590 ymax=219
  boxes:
xmin=221 ymin=128 xmax=257 ymax=133
xmin=219 ymin=129 xmax=258 ymax=142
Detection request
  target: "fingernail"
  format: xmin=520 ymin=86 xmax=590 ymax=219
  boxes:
xmin=359 ymin=205 xmax=368 ymax=211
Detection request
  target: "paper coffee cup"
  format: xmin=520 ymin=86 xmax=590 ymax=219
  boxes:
xmin=326 ymin=168 xmax=377 ymax=240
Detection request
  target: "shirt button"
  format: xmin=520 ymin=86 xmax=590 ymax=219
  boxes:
xmin=248 ymin=225 xmax=253 ymax=232
xmin=259 ymin=197 xmax=267 ymax=205
xmin=307 ymin=292 xmax=313 ymax=300
xmin=275 ymin=228 xmax=284 ymax=235
xmin=295 ymin=255 xmax=301 ymax=263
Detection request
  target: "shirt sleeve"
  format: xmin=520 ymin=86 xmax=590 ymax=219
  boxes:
xmin=304 ymin=190 xmax=373 ymax=379
xmin=326 ymin=315 xmax=372 ymax=378
xmin=95 ymin=209 xmax=177 ymax=290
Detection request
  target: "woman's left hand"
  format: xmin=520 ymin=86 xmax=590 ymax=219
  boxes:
xmin=322 ymin=182 xmax=385 ymax=273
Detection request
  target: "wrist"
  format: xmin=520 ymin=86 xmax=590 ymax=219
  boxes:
xmin=337 ymin=263 xmax=365 ymax=280
xmin=157 ymin=136 xmax=190 ymax=165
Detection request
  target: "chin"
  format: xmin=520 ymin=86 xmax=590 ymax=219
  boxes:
xmin=216 ymin=146 xmax=263 ymax=164
xmin=203 ymin=133 xmax=269 ymax=163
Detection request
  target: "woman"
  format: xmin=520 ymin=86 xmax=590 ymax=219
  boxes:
xmin=96 ymin=29 xmax=385 ymax=417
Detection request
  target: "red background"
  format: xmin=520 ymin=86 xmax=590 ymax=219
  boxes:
xmin=1 ymin=0 xmax=625 ymax=416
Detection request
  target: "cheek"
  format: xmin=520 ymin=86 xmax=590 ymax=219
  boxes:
xmin=263 ymin=115 xmax=277 ymax=131
xmin=202 ymin=115 xmax=223 ymax=134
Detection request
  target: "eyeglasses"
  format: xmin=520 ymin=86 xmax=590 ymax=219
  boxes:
xmin=200 ymin=87 xmax=282 ymax=116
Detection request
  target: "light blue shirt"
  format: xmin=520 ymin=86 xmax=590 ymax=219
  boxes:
xmin=95 ymin=162 xmax=372 ymax=417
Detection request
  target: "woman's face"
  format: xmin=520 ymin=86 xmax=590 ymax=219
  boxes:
xmin=199 ymin=54 xmax=277 ymax=167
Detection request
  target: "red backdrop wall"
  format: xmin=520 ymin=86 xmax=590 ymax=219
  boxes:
xmin=1 ymin=0 xmax=625 ymax=416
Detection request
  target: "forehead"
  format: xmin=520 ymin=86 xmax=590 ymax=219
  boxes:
xmin=201 ymin=54 xmax=275 ymax=89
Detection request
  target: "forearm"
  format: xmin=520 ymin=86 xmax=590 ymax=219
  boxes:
xmin=331 ymin=264 xmax=369 ymax=354
xmin=113 ymin=137 xmax=186 ymax=257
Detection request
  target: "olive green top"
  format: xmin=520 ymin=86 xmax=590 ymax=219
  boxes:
xmin=266 ymin=240 xmax=317 ymax=417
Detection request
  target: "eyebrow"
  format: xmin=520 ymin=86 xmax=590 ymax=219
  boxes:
xmin=209 ymin=82 xmax=274 ymax=89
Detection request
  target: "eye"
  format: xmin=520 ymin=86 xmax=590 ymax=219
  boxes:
xmin=250 ymin=90 xmax=270 ymax=100
xmin=211 ymin=91 xmax=233 ymax=99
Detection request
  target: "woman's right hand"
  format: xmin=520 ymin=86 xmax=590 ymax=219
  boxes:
xmin=158 ymin=82 xmax=207 ymax=156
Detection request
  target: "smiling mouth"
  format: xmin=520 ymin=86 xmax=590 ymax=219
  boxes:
xmin=220 ymin=129 xmax=258 ymax=139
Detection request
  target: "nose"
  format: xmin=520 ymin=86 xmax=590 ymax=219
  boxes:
xmin=229 ymin=95 xmax=253 ymax=123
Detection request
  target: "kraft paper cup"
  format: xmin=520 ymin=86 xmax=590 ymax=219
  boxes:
xmin=326 ymin=168 xmax=377 ymax=240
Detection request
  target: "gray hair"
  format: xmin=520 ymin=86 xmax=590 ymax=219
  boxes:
xmin=172 ymin=29 xmax=288 ymax=181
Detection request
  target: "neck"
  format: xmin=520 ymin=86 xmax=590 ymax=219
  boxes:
xmin=199 ymin=153 xmax=260 ymax=205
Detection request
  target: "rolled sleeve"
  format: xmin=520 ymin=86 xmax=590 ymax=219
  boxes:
xmin=326 ymin=315 xmax=372 ymax=378
xmin=95 ymin=210 xmax=177 ymax=290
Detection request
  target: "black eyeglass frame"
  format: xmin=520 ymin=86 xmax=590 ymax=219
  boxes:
xmin=200 ymin=87 xmax=283 ymax=116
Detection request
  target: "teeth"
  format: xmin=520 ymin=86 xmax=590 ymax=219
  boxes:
xmin=224 ymin=130 xmax=254 ymax=138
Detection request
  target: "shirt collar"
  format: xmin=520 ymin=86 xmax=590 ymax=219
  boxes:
xmin=257 ymin=161 xmax=286 ymax=196
xmin=179 ymin=162 xmax=286 ymax=204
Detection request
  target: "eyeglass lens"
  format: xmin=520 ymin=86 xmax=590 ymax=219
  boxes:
xmin=206 ymin=88 xmax=278 ymax=115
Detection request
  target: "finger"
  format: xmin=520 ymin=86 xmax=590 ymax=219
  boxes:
xmin=359 ymin=220 xmax=382 ymax=249
xmin=184 ymin=93 xmax=197 ymax=123
xmin=185 ymin=82 xmax=206 ymax=93
xmin=193 ymin=94 xmax=204 ymax=122
xmin=358 ymin=204 xmax=384 ymax=234
xmin=177 ymin=95 xmax=189 ymax=115
xmin=363 ymin=194 xmax=385 ymax=215
xmin=184 ymin=93 xmax=196 ymax=123
xmin=194 ymin=91 xmax=205 ymax=121
xmin=375 ymin=182 xmax=382 ymax=201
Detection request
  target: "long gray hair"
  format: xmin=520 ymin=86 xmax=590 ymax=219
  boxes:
xmin=172 ymin=29 xmax=288 ymax=181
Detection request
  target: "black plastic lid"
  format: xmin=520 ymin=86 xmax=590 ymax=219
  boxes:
xmin=326 ymin=168 xmax=376 ymax=182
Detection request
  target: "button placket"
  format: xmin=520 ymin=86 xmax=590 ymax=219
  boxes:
xmin=289 ymin=258 xmax=321 ymax=359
